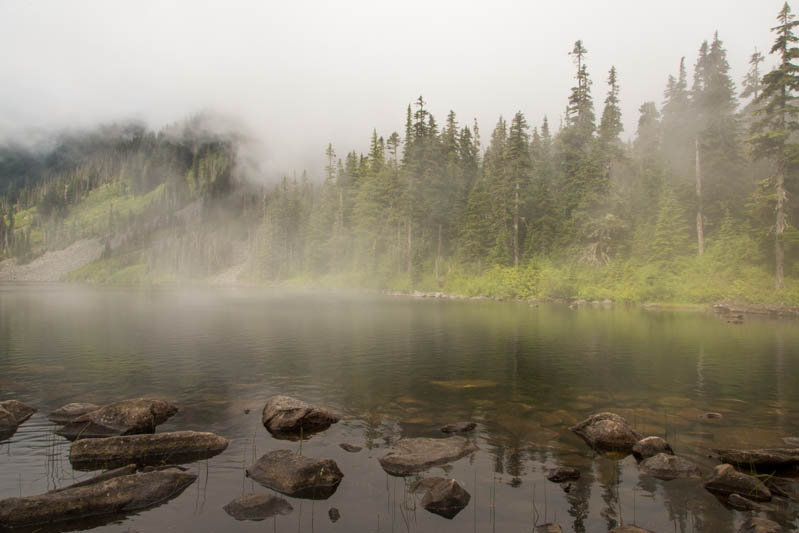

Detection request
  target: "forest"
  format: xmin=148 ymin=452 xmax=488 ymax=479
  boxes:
xmin=1 ymin=4 xmax=798 ymax=305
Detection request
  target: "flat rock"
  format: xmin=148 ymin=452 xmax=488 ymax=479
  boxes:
xmin=69 ymin=430 xmax=230 ymax=471
xmin=570 ymin=412 xmax=642 ymax=454
xmin=0 ymin=400 xmax=36 ymax=424
xmin=0 ymin=467 xmax=196 ymax=529
xmin=339 ymin=443 xmax=362 ymax=453
xmin=420 ymin=478 xmax=470 ymax=519
xmin=738 ymin=517 xmax=784 ymax=533
xmin=56 ymin=398 xmax=178 ymax=441
xmin=378 ymin=436 xmax=478 ymax=476
xmin=441 ymin=421 xmax=476 ymax=433
xmin=223 ymin=494 xmax=293 ymax=521
xmin=246 ymin=450 xmax=343 ymax=499
xmin=261 ymin=396 xmax=339 ymax=439
xmin=535 ymin=524 xmax=563 ymax=533
xmin=49 ymin=403 xmax=101 ymax=424
xmin=547 ymin=467 xmax=580 ymax=483
xmin=632 ymin=436 xmax=674 ymax=460
xmin=639 ymin=453 xmax=701 ymax=480
xmin=704 ymin=464 xmax=771 ymax=501
xmin=714 ymin=448 xmax=799 ymax=470
xmin=727 ymin=493 xmax=774 ymax=512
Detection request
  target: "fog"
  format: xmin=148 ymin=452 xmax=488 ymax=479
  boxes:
xmin=0 ymin=0 xmax=778 ymax=180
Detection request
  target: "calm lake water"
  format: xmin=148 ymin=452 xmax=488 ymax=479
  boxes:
xmin=1 ymin=285 xmax=798 ymax=532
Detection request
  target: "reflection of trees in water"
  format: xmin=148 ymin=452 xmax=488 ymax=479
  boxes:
xmin=597 ymin=457 xmax=622 ymax=530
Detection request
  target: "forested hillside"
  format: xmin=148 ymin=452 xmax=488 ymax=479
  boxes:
xmin=2 ymin=5 xmax=798 ymax=304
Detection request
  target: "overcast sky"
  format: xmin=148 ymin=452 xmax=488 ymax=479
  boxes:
xmin=0 ymin=0 xmax=782 ymax=179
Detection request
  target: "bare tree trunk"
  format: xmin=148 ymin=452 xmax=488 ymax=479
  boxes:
xmin=776 ymin=167 xmax=786 ymax=289
xmin=695 ymin=138 xmax=705 ymax=256
xmin=513 ymin=181 xmax=520 ymax=268
xmin=435 ymin=223 xmax=442 ymax=284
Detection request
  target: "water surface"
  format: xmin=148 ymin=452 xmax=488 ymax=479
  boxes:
xmin=1 ymin=285 xmax=798 ymax=532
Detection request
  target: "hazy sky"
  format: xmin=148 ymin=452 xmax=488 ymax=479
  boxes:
xmin=0 ymin=0 xmax=781 ymax=179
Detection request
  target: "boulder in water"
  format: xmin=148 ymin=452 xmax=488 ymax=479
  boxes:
xmin=639 ymin=453 xmax=701 ymax=480
xmin=378 ymin=436 xmax=478 ymax=476
xmin=69 ymin=430 xmax=230 ymax=471
xmin=56 ymin=398 xmax=177 ymax=441
xmin=704 ymin=464 xmax=771 ymax=501
xmin=49 ymin=403 xmax=100 ymax=424
xmin=223 ymin=494 xmax=293 ymax=521
xmin=441 ymin=421 xmax=476 ymax=433
xmin=738 ymin=517 xmax=784 ymax=533
xmin=0 ymin=467 xmax=196 ymax=529
xmin=419 ymin=478 xmax=471 ymax=519
xmin=246 ymin=450 xmax=343 ymax=499
xmin=546 ymin=467 xmax=580 ymax=483
xmin=535 ymin=525 xmax=563 ymax=533
xmin=632 ymin=436 xmax=673 ymax=460
xmin=570 ymin=412 xmax=642 ymax=454
xmin=0 ymin=400 xmax=36 ymax=441
xmin=261 ymin=396 xmax=339 ymax=439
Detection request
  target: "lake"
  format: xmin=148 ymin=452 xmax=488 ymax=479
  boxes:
xmin=1 ymin=285 xmax=798 ymax=532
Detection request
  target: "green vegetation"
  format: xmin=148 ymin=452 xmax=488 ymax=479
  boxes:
xmin=2 ymin=5 xmax=799 ymax=307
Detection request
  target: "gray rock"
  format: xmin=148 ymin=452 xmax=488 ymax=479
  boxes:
xmin=535 ymin=524 xmax=563 ymax=533
xmin=570 ymin=412 xmax=642 ymax=454
xmin=714 ymin=448 xmax=799 ymax=470
xmin=704 ymin=464 xmax=771 ymax=501
xmin=328 ymin=507 xmax=340 ymax=522
xmin=339 ymin=443 xmax=362 ymax=453
xmin=378 ymin=436 xmax=478 ymax=476
xmin=49 ymin=403 xmax=100 ymax=424
xmin=0 ymin=467 xmax=196 ymax=529
xmin=727 ymin=493 xmax=774 ymax=512
xmin=69 ymin=430 xmax=230 ymax=471
xmin=246 ymin=450 xmax=343 ymax=499
xmin=546 ymin=467 xmax=580 ymax=483
xmin=738 ymin=517 xmax=784 ymax=533
xmin=0 ymin=400 xmax=37 ymax=441
xmin=56 ymin=398 xmax=177 ymax=441
xmin=441 ymin=421 xmax=476 ymax=433
xmin=639 ymin=453 xmax=701 ymax=480
xmin=223 ymin=494 xmax=293 ymax=521
xmin=632 ymin=436 xmax=674 ymax=460
xmin=261 ymin=396 xmax=339 ymax=439
xmin=420 ymin=478 xmax=470 ymax=519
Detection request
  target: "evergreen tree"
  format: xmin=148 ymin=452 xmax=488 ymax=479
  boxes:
xmin=749 ymin=1 xmax=799 ymax=289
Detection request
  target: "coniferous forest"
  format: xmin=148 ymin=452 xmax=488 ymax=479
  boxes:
xmin=1 ymin=4 xmax=799 ymax=305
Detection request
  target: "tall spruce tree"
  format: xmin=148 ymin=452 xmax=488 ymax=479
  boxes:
xmin=749 ymin=2 xmax=799 ymax=289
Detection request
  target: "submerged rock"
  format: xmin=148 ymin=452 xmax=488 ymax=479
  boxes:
xmin=546 ymin=467 xmax=580 ymax=483
xmin=246 ymin=450 xmax=343 ymax=499
xmin=49 ymin=402 xmax=100 ymax=424
xmin=56 ymin=398 xmax=178 ymax=441
xmin=639 ymin=453 xmax=701 ymax=480
xmin=378 ymin=436 xmax=478 ymax=476
xmin=727 ymin=493 xmax=774 ymax=512
xmin=339 ymin=443 xmax=362 ymax=453
xmin=704 ymin=464 xmax=771 ymax=501
xmin=632 ymin=436 xmax=674 ymax=460
xmin=419 ymin=478 xmax=471 ymax=519
xmin=570 ymin=412 xmax=642 ymax=454
xmin=441 ymin=421 xmax=476 ymax=433
xmin=738 ymin=517 xmax=784 ymax=533
xmin=0 ymin=467 xmax=196 ymax=529
xmin=535 ymin=524 xmax=563 ymax=533
xmin=713 ymin=448 xmax=799 ymax=470
xmin=261 ymin=396 xmax=339 ymax=439
xmin=69 ymin=430 xmax=230 ymax=471
xmin=223 ymin=494 xmax=293 ymax=521
xmin=328 ymin=507 xmax=340 ymax=522
xmin=0 ymin=400 xmax=37 ymax=441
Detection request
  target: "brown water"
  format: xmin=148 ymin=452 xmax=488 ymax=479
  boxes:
xmin=0 ymin=285 xmax=798 ymax=532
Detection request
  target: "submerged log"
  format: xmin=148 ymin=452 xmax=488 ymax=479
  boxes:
xmin=69 ymin=430 xmax=230 ymax=471
xmin=56 ymin=398 xmax=178 ymax=441
xmin=379 ymin=436 xmax=478 ymax=476
xmin=0 ymin=468 xmax=196 ymax=529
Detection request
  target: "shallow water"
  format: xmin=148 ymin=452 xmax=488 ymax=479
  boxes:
xmin=1 ymin=285 xmax=798 ymax=532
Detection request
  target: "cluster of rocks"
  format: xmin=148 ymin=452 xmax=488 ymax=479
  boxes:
xmin=0 ymin=397 xmax=230 ymax=529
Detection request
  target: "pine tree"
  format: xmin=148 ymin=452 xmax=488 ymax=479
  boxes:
xmin=749 ymin=1 xmax=799 ymax=289
xmin=741 ymin=49 xmax=765 ymax=102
